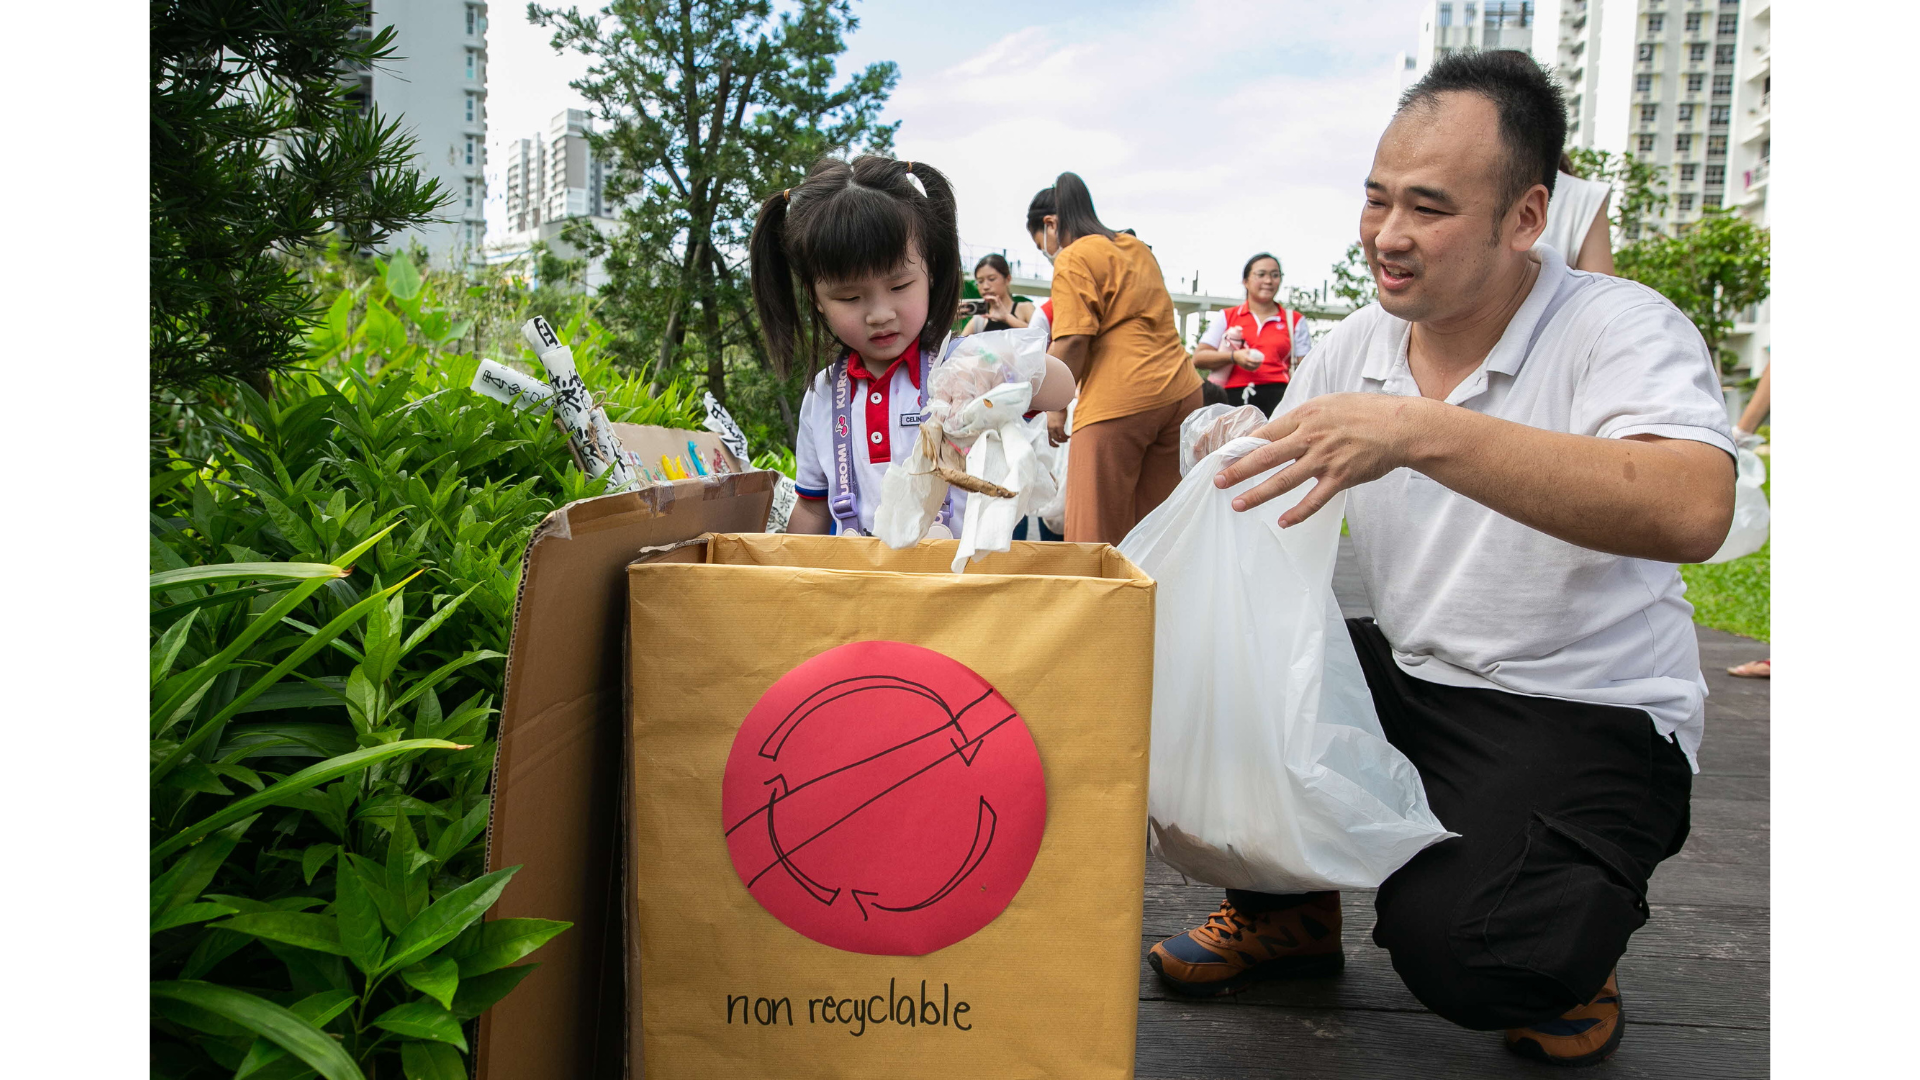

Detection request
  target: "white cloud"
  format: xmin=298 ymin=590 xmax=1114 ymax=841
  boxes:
xmin=479 ymin=0 xmax=1426 ymax=297
xmin=888 ymin=0 xmax=1420 ymax=298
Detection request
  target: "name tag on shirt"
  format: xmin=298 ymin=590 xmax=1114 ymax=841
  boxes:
xmin=899 ymin=410 xmax=928 ymax=427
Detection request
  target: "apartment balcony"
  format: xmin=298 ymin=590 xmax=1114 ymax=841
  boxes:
xmin=1736 ymin=163 xmax=1768 ymax=210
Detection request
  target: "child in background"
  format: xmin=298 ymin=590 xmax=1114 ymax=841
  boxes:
xmin=750 ymin=154 xmax=1071 ymax=536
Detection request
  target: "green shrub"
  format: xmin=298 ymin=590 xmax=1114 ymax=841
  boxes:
xmin=151 ymin=255 xmax=703 ymax=1078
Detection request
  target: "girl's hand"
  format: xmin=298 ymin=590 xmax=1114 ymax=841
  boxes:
xmin=1234 ymin=348 xmax=1265 ymax=371
xmin=986 ymin=293 xmax=1014 ymax=322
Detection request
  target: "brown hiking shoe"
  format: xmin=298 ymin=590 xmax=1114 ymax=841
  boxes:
xmin=1147 ymin=893 xmax=1343 ymax=997
xmin=1504 ymin=969 xmax=1625 ymax=1067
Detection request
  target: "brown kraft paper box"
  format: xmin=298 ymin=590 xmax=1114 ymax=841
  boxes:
xmin=476 ymin=461 xmax=776 ymax=1080
xmin=625 ymin=533 xmax=1154 ymax=1079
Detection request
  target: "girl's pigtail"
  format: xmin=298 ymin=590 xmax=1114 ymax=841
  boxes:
xmin=904 ymin=160 xmax=963 ymax=355
xmin=749 ymin=187 xmax=802 ymax=378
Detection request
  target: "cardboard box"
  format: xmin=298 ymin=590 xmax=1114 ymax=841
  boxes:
xmin=625 ymin=534 xmax=1154 ymax=1079
xmin=478 ymin=476 xmax=1154 ymax=1078
xmin=477 ymin=465 xmax=777 ymax=1080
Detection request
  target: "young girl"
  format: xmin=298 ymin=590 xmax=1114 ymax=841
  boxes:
xmin=751 ymin=154 xmax=1071 ymax=536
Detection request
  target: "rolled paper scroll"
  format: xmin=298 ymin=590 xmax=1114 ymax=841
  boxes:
xmin=469 ymin=359 xmax=556 ymax=410
xmin=520 ymin=316 xmax=642 ymax=491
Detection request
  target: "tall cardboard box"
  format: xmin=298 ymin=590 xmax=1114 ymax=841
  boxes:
xmin=625 ymin=534 xmax=1154 ymax=1079
xmin=477 ymin=474 xmax=1154 ymax=1078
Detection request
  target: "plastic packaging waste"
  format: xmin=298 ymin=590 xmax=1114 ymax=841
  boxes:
xmin=1117 ymin=438 xmax=1455 ymax=892
xmin=1178 ymin=403 xmax=1268 ymax=476
xmin=1703 ymin=436 xmax=1769 ymax=564
xmin=874 ymin=326 xmax=1062 ymax=570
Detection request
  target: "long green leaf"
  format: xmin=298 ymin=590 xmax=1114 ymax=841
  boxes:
xmin=152 ymin=571 xmax=420 ymax=782
xmin=335 ymin=853 xmax=388 ymax=975
xmin=207 ymin=911 xmax=346 ymax=956
xmin=151 ymin=562 xmax=346 ymax=591
xmin=151 ymin=815 xmax=256 ymax=923
xmin=150 ymin=573 xmax=338 ymax=737
xmin=152 ymin=739 xmax=466 ymax=863
xmin=150 ymin=981 xmax=364 ymax=1080
xmin=381 ymin=866 xmax=518 ymax=974
xmin=426 ymin=797 xmax=490 ymax=864
xmin=401 ymin=956 xmax=460 ymax=1010
xmin=151 ymin=608 xmax=199 ymax=688
xmin=372 ymin=1000 xmax=467 ymax=1051
xmin=151 ymin=901 xmax=240 ymax=934
xmin=399 ymin=1040 xmax=467 ymax=1080
xmin=449 ymin=963 xmax=537 ymax=1021
xmin=399 ymin=587 xmax=475 ymax=656
xmin=233 ymin=988 xmax=356 ymax=1080
xmin=447 ymin=918 xmax=571 ymax=978
xmin=389 ymin=649 xmax=505 ymax=711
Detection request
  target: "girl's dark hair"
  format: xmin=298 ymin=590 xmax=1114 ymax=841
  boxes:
xmin=973 ymin=253 xmax=1011 ymax=279
xmin=1241 ymin=252 xmax=1281 ymax=280
xmin=749 ymin=154 xmax=961 ymax=378
xmin=1024 ymin=171 xmax=1117 ymax=247
xmin=1558 ymin=151 xmax=1578 ymax=177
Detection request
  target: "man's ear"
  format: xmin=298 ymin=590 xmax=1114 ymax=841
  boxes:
xmin=1510 ymin=183 xmax=1550 ymax=252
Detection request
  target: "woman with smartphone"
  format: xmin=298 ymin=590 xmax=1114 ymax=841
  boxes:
xmin=958 ymin=253 xmax=1036 ymax=335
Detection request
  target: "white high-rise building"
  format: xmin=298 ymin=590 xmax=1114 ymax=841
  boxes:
xmin=1415 ymin=2 xmax=1750 ymax=239
xmin=1533 ymin=0 xmax=1747 ymax=239
xmin=1725 ymin=0 xmax=1769 ymax=377
xmin=491 ymin=110 xmax=620 ymax=291
xmin=350 ymin=1 xmax=490 ymax=268
xmin=1414 ymin=0 xmax=1540 ymax=75
xmin=1414 ymin=2 xmax=1768 ymax=380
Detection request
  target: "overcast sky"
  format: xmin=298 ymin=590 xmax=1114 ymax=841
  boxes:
xmin=485 ymin=0 xmax=1426 ymax=301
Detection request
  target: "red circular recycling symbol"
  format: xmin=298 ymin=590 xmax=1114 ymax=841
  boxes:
xmin=721 ymin=641 xmax=1047 ymax=956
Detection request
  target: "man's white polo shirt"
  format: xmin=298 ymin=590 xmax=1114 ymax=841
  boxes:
xmin=1275 ymin=244 xmax=1733 ymax=768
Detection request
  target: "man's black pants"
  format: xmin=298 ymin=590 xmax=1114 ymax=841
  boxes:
xmin=1225 ymin=619 xmax=1693 ymax=1031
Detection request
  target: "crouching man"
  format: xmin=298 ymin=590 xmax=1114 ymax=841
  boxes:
xmin=1147 ymin=50 xmax=1735 ymax=1067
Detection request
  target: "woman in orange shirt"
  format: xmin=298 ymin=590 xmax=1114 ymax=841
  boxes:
xmin=1028 ymin=172 xmax=1204 ymax=544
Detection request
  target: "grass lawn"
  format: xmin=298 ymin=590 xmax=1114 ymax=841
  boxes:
xmin=1679 ymin=449 xmax=1770 ymax=642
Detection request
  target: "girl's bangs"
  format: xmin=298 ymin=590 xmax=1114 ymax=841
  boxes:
xmin=791 ymin=187 xmax=920 ymax=286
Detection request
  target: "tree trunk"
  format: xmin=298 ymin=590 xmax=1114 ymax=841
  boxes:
xmin=699 ymin=240 xmax=724 ymax=404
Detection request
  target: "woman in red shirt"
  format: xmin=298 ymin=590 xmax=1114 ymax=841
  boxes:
xmin=1192 ymin=253 xmax=1312 ymax=415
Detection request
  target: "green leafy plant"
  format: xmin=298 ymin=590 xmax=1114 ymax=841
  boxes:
xmin=1565 ymin=148 xmax=1671 ymax=243
xmin=151 ymin=0 xmax=449 ymax=393
xmin=1328 ymin=242 xmax=1375 ymax=310
xmin=1616 ymin=210 xmax=1771 ymax=375
xmin=151 ymin=256 xmax=707 ymax=1077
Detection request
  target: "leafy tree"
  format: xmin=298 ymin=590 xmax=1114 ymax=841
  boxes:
xmin=1329 ymin=242 xmax=1376 ymax=309
xmin=1616 ymin=209 xmax=1770 ymax=375
xmin=1565 ymin=148 xmax=1670 ymax=243
xmin=151 ymin=0 xmax=450 ymax=393
xmin=530 ymin=0 xmax=899 ymax=437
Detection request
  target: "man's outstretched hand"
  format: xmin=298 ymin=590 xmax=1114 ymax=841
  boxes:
xmin=1214 ymin=393 xmax=1433 ymax=528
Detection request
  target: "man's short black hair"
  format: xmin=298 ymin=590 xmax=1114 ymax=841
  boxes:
xmin=1398 ymin=49 xmax=1567 ymax=210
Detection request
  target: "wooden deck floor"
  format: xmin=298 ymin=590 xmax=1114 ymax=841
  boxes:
xmin=1133 ymin=539 xmax=1770 ymax=1078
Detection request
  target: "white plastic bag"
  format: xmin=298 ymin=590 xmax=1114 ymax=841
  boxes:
xmin=1703 ymin=440 xmax=1769 ymax=564
xmin=1117 ymin=439 xmax=1454 ymax=893
xmin=1035 ymin=401 xmax=1072 ymax=534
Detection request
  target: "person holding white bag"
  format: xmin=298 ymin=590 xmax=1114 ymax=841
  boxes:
xmin=1146 ymin=51 xmax=1736 ymax=1068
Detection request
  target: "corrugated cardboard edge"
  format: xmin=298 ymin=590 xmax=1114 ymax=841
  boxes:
xmin=476 ymin=473 xmax=775 ymax=1080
